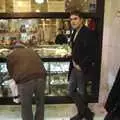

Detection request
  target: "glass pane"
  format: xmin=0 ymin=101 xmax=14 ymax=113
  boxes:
xmin=0 ymin=17 xmax=97 ymax=97
xmin=0 ymin=62 xmax=69 ymax=97
xmin=0 ymin=18 xmax=70 ymax=48
xmin=65 ymin=0 xmax=97 ymax=13
xmin=0 ymin=18 xmax=96 ymax=58
xmin=0 ymin=61 xmax=94 ymax=97
xmin=0 ymin=0 xmax=97 ymax=13
xmin=45 ymin=62 xmax=69 ymax=96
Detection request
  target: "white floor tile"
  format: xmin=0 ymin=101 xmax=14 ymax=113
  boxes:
xmin=0 ymin=104 xmax=105 ymax=120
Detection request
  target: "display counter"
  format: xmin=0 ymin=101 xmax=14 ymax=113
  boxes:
xmin=0 ymin=44 xmax=71 ymax=58
xmin=0 ymin=63 xmax=98 ymax=104
xmin=0 ymin=14 xmax=101 ymax=104
xmin=0 ymin=0 xmax=105 ymax=105
xmin=0 ymin=44 xmax=98 ymax=104
xmin=0 ymin=59 xmax=98 ymax=105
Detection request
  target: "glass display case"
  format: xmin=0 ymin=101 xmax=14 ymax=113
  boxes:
xmin=0 ymin=16 xmax=100 ymax=104
xmin=0 ymin=60 xmax=94 ymax=102
xmin=0 ymin=61 xmax=70 ymax=97
xmin=44 ymin=62 xmax=69 ymax=96
xmin=0 ymin=0 xmax=105 ymax=103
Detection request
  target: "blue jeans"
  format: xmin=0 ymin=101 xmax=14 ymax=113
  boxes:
xmin=18 ymin=78 xmax=46 ymax=120
xmin=68 ymin=68 xmax=87 ymax=115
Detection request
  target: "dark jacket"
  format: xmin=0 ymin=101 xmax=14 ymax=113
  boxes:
xmin=55 ymin=34 xmax=68 ymax=44
xmin=104 ymin=68 xmax=120 ymax=115
xmin=68 ymin=25 xmax=97 ymax=78
xmin=7 ymin=48 xmax=46 ymax=84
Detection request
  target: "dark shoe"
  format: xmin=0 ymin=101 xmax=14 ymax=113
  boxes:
xmin=70 ymin=113 xmax=83 ymax=120
xmin=85 ymin=110 xmax=94 ymax=120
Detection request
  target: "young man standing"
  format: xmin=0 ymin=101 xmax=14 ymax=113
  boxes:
xmin=68 ymin=10 xmax=97 ymax=120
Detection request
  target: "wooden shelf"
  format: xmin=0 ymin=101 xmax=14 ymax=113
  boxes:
xmin=0 ymin=32 xmax=19 ymax=35
xmin=0 ymin=12 xmax=100 ymax=19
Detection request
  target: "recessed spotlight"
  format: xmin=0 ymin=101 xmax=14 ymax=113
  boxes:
xmin=35 ymin=0 xmax=44 ymax=4
xmin=36 ymin=9 xmax=40 ymax=12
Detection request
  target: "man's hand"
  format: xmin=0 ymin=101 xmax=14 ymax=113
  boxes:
xmin=72 ymin=60 xmax=81 ymax=71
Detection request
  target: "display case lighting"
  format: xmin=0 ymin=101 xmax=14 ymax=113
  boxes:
xmin=35 ymin=0 xmax=44 ymax=4
xmin=36 ymin=9 xmax=40 ymax=12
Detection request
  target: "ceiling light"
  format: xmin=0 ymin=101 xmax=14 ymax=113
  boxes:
xmin=35 ymin=0 xmax=44 ymax=4
xmin=36 ymin=9 xmax=40 ymax=12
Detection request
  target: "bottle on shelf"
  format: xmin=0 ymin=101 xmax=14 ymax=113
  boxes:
xmin=89 ymin=0 xmax=96 ymax=12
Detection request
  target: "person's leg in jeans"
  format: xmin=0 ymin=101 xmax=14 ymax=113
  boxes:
xmin=68 ymin=68 xmax=86 ymax=119
xmin=34 ymin=78 xmax=46 ymax=120
xmin=68 ymin=68 xmax=94 ymax=120
xmin=18 ymin=80 xmax=35 ymax=120
xmin=76 ymin=68 xmax=86 ymax=102
xmin=76 ymin=69 xmax=94 ymax=120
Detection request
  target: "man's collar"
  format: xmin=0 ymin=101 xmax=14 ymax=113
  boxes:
xmin=76 ymin=24 xmax=84 ymax=32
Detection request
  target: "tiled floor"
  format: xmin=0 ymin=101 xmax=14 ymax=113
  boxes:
xmin=0 ymin=104 xmax=105 ymax=120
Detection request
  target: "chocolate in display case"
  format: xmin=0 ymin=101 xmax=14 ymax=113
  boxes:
xmin=0 ymin=44 xmax=71 ymax=59
xmin=34 ymin=44 xmax=71 ymax=58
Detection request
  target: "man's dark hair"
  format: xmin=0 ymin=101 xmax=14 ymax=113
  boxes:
xmin=70 ymin=10 xmax=82 ymax=18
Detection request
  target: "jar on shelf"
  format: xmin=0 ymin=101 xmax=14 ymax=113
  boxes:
xmin=89 ymin=0 xmax=96 ymax=12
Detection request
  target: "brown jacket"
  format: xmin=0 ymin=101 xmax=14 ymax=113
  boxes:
xmin=7 ymin=48 xmax=46 ymax=84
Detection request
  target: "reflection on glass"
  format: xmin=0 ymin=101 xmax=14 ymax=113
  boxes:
xmin=0 ymin=0 xmax=97 ymax=13
xmin=65 ymin=0 xmax=97 ymax=13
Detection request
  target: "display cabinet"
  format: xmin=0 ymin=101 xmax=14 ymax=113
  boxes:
xmin=0 ymin=0 xmax=105 ymax=104
xmin=0 ymin=60 xmax=70 ymax=97
xmin=44 ymin=61 xmax=69 ymax=96
xmin=0 ymin=57 xmax=97 ymax=104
